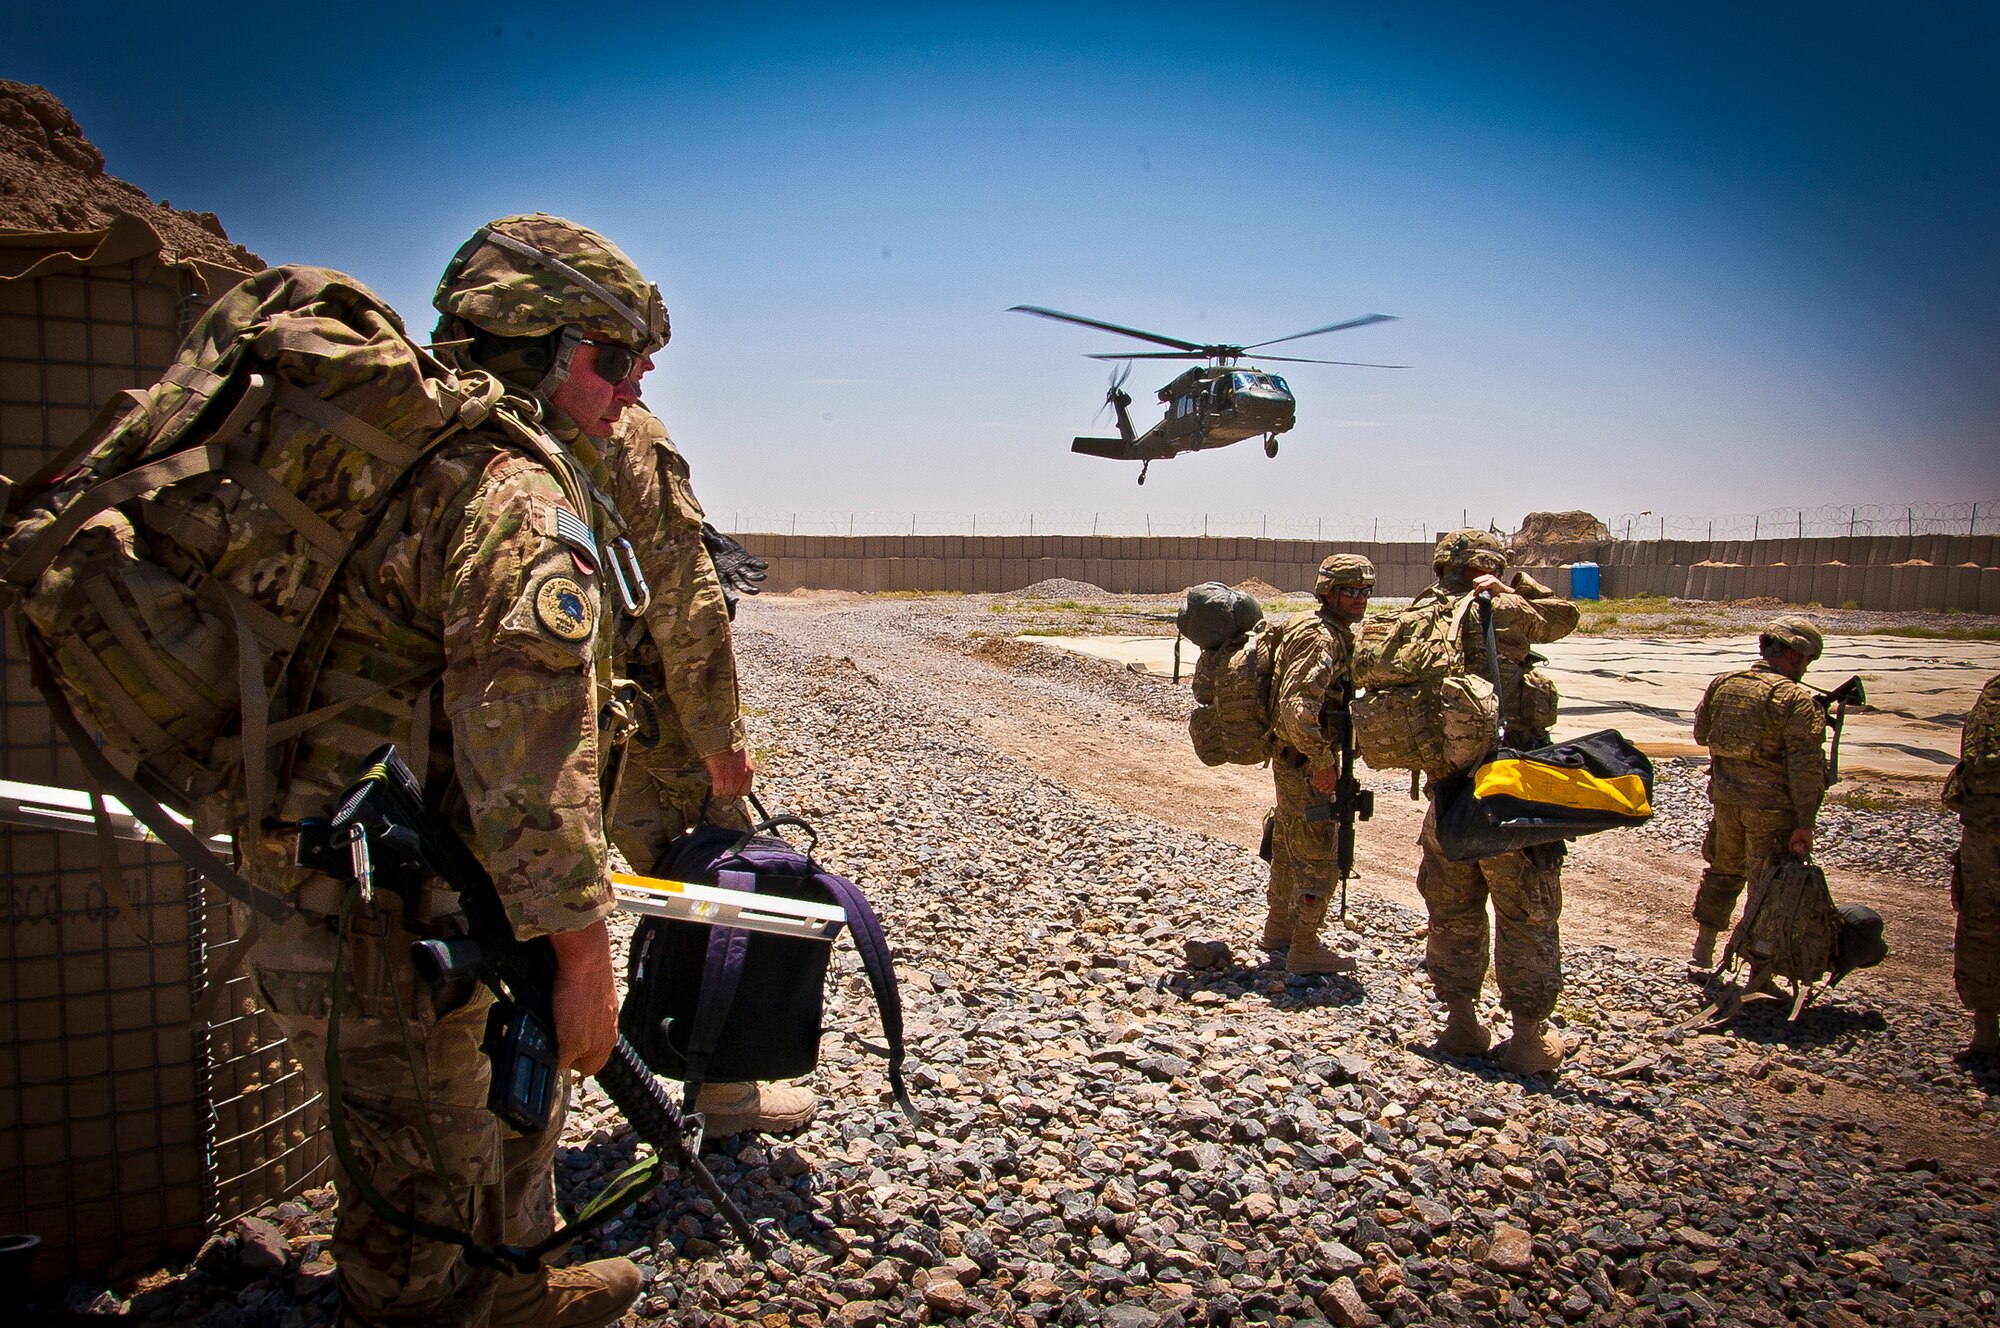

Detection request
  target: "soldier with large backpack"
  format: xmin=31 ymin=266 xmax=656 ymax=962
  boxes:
xmin=1263 ymin=553 xmax=1375 ymax=975
xmin=0 ymin=214 xmax=666 ymax=1328
xmin=1406 ymin=530 xmax=1581 ymax=1071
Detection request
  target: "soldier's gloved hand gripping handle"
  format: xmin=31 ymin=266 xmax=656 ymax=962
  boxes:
xmin=548 ymin=918 xmax=619 ymax=1074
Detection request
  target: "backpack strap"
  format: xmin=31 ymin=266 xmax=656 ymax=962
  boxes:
xmin=680 ymin=867 xmax=757 ymax=1112
xmin=811 ymin=870 xmax=920 ymax=1123
xmin=22 ymin=636 xmax=291 ymax=922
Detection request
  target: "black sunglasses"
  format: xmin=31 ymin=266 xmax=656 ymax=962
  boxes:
xmin=582 ymin=339 xmax=644 ymax=387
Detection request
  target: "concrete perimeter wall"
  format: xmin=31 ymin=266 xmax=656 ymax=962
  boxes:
xmin=730 ymin=533 xmax=2000 ymax=613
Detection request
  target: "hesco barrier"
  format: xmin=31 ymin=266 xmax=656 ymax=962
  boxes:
xmin=729 ymin=533 xmax=2000 ymax=612
xmin=0 ymin=221 xmax=328 ymax=1284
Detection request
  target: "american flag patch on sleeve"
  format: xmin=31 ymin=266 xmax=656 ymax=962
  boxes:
xmin=549 ymin=506 xmax=600 ymax=563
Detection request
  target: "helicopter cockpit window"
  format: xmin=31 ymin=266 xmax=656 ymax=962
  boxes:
xmin=1266 ymin=374 xmax=1291 ymax=395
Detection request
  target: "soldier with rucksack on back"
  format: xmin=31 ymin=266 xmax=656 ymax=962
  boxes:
xmin=1263 ymin=553 xmax=1376 ymax=975
xmin=0 ymin=214 xmax=671 ymax=1327
xmin=1383 ymin=529 xmax=1580 ymax=1072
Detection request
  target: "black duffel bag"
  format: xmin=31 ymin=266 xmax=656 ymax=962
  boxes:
xmin=1434 ymin=728 xmax=1655 ymax=862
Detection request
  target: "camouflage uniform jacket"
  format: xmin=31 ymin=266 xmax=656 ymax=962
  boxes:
xmin=1945 ymin=673 xmax=2000 ymax=828
xmin=602 ymin=406 xmax=744 ymax=759
xmin=243 ymin=434 xmax=615 ymax=939
xmin=1694 ymin=662 xmax=1827 ymax=827
xmin=1410 ymin=575 xmax=1579 ymax=720
xmin=1269 ymin=607 xmax=1355 ymax=775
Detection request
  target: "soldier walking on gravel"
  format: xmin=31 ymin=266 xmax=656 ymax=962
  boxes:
xmin=1688 ymin=617 xmax=1828 ymax=970
xmin=1264 ymin=553 xmax=1374 ymax=975
xmin=599 ymin=402 xmax=817 ymax=1133
xmin=1413 ymin=530 xmax=1580 ymax=1071
xmin=1944 ymin=672 xmax=2000 ymax=1061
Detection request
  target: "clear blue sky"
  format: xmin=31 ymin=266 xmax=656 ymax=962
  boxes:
xmin=11 ymin=2 xmax=1997 ymax=534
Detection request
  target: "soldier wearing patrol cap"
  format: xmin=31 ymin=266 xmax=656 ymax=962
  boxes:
xmin=1263 ymin=552 xmax=1375 ymax=974
xmin=1412 ymin=529 xmax=1580 ymax=1072
xmin=1689 ymin=615 xmax=1830 ymax=970
xmin=242 ymin=215 xmax=664 ymax=1328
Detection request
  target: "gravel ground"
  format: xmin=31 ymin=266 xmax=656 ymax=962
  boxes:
xmin=41 ymin=595 xmax=2000 ymax=1327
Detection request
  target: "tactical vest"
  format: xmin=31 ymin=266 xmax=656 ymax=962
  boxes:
xmin=1702 ymin=667 xmax=1813 ymax=768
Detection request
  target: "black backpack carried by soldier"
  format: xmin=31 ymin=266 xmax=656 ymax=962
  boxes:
xmin=621 ymin=807 xmax=917 ymax=1121
xmin=1178 ymin=583 xmax=1277 ymax=767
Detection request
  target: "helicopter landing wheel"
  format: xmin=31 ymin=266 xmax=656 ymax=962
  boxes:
xmin=1264 ymin=435 xmax=1279 ymax=458
xmin=1137 ymin=462 xmax=1149 ymax=485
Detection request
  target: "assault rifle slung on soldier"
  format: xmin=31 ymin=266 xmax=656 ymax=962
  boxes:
xmin=296 ymin=744 xmax=770 ymax=1267
xmin=1303 ymin=673 xmax=1373 ymax=920
xmin=1807 ymin=675 xmax=1866 ymax=785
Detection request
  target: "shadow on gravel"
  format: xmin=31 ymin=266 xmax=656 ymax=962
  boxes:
xmin=1165 ymin=967 xmax=1368 ymax=1011
xmin=1696 ymin=991 xmax=1892 ymax=1047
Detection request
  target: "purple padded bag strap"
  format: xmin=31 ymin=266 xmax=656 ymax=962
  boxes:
xmin=682 ymin=868 xmax=756 ymax=1112
xmin=814 ymin=871 xmax=920 ymax=1122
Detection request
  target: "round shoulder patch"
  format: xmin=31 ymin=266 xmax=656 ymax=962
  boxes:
xmin=534 ymin=575 xmax=595 ymax=642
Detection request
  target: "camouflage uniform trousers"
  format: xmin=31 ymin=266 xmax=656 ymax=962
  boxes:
xmin=1415 ymin=800 xmax=1564 ymax=1021
xmin=1953 ymin=821 xmax=2000 ymax=1012
xmin=1695 ymin=796 xmax=1798 ymax=930
xmin=243 ymin=899 xmax=563 ymax=1327
xmin=1270 ymin=758 xmax=1338 ymax=922
xmin=609 ymin=721 xmax=751 ymax=873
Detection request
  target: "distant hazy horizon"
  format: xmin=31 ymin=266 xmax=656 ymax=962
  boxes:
xmin=11 ymin=2 xmax=1996 ymax=530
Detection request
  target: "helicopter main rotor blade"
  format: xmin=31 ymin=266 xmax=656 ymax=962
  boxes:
xmin=1253 ymin=354 xmax=1409 ymax=367
xmin=1085 ymin=351 xmax=1212 ymax=361
xmin=1242 ymin=313 xmax=1398 ymax=350
xmin=1009 ymin=305 xmax=1206 ymax=352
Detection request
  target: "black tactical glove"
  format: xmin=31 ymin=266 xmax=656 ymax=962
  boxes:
xmin=701 ymin=523 xmax=768 ymax=619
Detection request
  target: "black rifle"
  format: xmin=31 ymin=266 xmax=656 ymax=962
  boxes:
xmin=298 ymin=743 xmax=767 ymax=1267
xmin=1806 ymin=674 xmax=1866 ymax=786
xmin=1303 ymin=674 xmax=1374 ymax=919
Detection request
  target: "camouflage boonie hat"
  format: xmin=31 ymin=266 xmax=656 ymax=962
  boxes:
xmin=1316 ymin=553 xmax=1376 ymax=595
xmin=1760 ymin=615 xmax=1824 ymax=662
xmin=1432 ymin=527 xmax=1506 ymax=571
xmin=434 ymin=213 xmax=668 ymax=353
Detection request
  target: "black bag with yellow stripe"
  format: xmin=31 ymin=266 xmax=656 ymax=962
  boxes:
xmin=1433 ymin=729 xmax=1654 ymax=862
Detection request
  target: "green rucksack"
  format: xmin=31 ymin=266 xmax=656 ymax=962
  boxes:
xmin=1349 ymin=591 xmax=1498 ymax=777
xmin=1189 ymin=622 xmax=1275 ymax=767
xmin=0 ymin=265 xmax=596 ymax=909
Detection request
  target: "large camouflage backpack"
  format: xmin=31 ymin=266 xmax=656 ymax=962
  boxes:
xmin=1723 ymin=857 xmax=1844 ymax=985
xmin=0 ymin=266 xmax=595 ymax=888
xmin=1187 ymin=588 xmax=1274 ymax=766
xmin=1350 ymin=592 xmax=1498 ymax=778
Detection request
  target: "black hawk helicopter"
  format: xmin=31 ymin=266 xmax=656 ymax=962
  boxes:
xmin=1010 ymin=305 xmax=1405 ymax=483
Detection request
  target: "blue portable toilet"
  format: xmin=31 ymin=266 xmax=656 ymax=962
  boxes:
xmin=1569 ymin=562 xmax=1601 ymax=601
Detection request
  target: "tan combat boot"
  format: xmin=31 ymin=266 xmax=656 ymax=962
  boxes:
xmin=1689 ymin=925 xmax=1719 ymax=970
xmin=1960 ymin=1009 xmax=2000 ymax=1062
xmin=1435 ymin=999 xmax=1492 ymax=1056
xmin=490 ymin=1257 xmax=642 ymax=1328
xmin=1492 ymin=1017 xmax=1569 ymax=1074
xmin=694 ymin=1080 xmax=818 ymax=1136
xmin=1285 ymin=894 xmax=1358 ymax=975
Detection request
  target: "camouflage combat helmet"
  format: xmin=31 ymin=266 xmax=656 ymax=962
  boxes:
xmin=1432 ymin=527 xmax=1506 ymax=572
xmin=1316 ymin=552 xmax=1377 ymax=596
xmin=434 ymin=213 xmax=668 ymax=354
xmin=1760 ymin=614 xmax=1824 ymax=662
